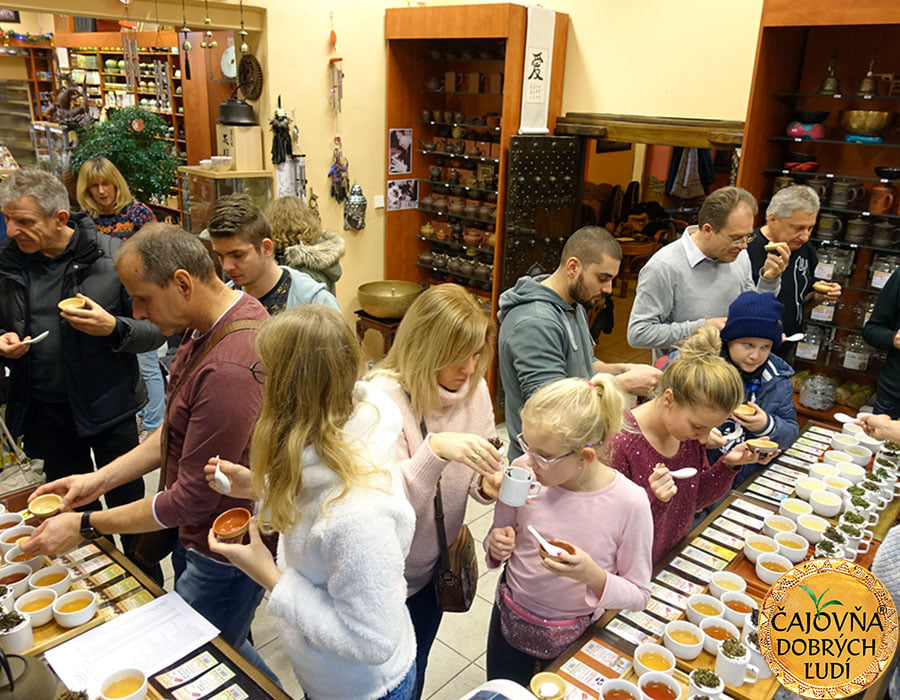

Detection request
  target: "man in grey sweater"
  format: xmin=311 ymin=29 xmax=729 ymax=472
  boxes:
xmin=627 ymin=186 xmax=788 ymax=361
xmin=499 ymin=226 xmax=661 ymax=460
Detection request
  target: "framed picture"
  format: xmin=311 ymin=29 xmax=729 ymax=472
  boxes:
xmin=0 ymin=9 xmax=20 ymax=21
xmin=386 ymin=178 xmax=418 ymax=211
xmin=476 ymin=163 xmax=495 ymax=182
xmin=388 ymin=128 xmax=412 ymax=175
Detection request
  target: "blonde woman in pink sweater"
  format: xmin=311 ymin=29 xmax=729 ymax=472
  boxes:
xmin=368 ymin=284 xmax=503 ymax=699
xmin=485 ymin=377 xmax=653 ymax=686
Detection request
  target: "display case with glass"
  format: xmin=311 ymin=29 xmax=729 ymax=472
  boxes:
xmin=179 ymin=166 xmax=273 ymax=234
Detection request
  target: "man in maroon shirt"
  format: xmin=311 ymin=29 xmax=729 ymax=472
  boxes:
xmin=23 ymin=224 xmax=270 ymax=657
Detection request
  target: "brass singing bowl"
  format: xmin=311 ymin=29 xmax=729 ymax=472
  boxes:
xmin=840 ymin=110 xmax=895 ymax=136
xmin=358 ymin=280 xmax=424 ymax=319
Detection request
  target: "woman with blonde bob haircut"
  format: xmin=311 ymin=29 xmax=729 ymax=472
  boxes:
xmin=368 ymin=283 xmax=503 ymax=699
xmin=207 ymin=305 xmax=417 ymax=700
xmin=76 ymin=157 xmax=155 ymax=235
xmin=611 ymin=325 xmax=777 ymax=564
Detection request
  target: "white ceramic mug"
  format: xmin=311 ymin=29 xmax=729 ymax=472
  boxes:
xmin=498 ymin=466 xmax=542 ymax=507
xmin=715 ymin=641 xmax=759 ymax=687
xmin=745 ymin=640 xmax=772 ymax=680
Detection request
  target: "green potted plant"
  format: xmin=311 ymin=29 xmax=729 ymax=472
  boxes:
xmin=72 ymin=107 xmax=179 ymax=206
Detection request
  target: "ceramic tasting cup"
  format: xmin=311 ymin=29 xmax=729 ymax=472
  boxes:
xmin=498 ymin=466 xmax=542 ymax=507
xmin=715 ymin=639 xmax=759 ymax=688
xmin=99 ymin=668 xmax=148 ymax=700
xmin=53 ymin=590 xmax=97 ymax=629
xmin=14 ymin=588 xmax=57 ymax=627
xmin=633 ymin=642 xmax=675 ymax=677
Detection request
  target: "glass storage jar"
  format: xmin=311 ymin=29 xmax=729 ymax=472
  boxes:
xmin=810 ymin=299 xmax=840 ymax=324
xmin=832 ymin=248 xmax=854 ymax=284
xmin=799 ymin=373 xmax=835 ymax=411
xmin=855 ymin=297 xmax=877 ymax=329
xmin=843 ymin=335 xmax=873 ymax=371
xmin=871 ymin=255 xmax=898 ymax=290
xmin=795 ymin=324 xmax=825 ymax=361
xmin=814 ymin=246 xmax=838 ymax=281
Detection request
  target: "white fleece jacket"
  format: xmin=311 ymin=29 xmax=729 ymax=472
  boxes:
xmin=266 ymin=381 xmax=416 ymax=700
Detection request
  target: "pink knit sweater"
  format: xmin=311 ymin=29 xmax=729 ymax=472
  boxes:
xmin=370 ymin=374 xmax=496 ymax=596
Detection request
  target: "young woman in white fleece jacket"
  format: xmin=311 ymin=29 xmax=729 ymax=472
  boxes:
xmin=206 ymin=306 xmax=416 ymax=700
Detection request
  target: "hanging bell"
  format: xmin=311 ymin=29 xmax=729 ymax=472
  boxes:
xmin=240 ymin=41 xmax=249 ymax=53
xmin=204 ymin=16 xmax=211 ymax=24
xmin=182 ymin=39 xmax=192 ymax=50
xmin=211 ymin=40 xmax=218 ymax=47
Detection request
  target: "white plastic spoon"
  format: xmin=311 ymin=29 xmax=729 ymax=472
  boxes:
xmin=213 ymin=454 xmax=231 ymax=493
xmin=783 ymin=332 xmax=805 ymax=343
xmin=669 ymin=467 xmax=698 ymax=480
xmin=527 ymin=525 xmax=565 ymax=558
xmin=833 ymin=412 xmax=855 ymax=423
xmin=21 ymin=330 xmax=49 ymax=345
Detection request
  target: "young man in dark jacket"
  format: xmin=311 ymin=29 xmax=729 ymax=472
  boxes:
xmin=0 ymin=167 xmax=164 ymax=556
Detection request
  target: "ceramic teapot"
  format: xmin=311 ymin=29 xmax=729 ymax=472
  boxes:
xmin=451 ymin=125 xmax=466 ymax=140
xmin=464 ymin=203 xmax=480 ymax=218
xmin=418 ymin=251 xmax=434 ymax=267
xmin=463 ymin=229 xmax=484 ymax=248
xmin=419 ymin=195 xmax=435 ymax=210
xmin=428 ymin=166 xmax=443 ymax=181
xmin=419 ymin=222 xmax=435 ymax=238
xmin=872 ymin=221 xmax=898 ymax=247
xmin=449 ymin=201 xmax=466 ymax=216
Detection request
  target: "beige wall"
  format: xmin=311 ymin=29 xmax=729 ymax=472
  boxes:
xmin=247 ymin=0 xmax=765 ymax=325
xmin=5 ymin=10 xmax=53 ymax=35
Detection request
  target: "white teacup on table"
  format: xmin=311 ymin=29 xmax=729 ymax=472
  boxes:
xmin=498 ymin=466 xmax=542 ymax=507
xmin=715 ymin=639 xmax=759 ymax=688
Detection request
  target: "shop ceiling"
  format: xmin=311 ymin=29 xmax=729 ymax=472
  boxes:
xmin=4 ymin=0 xmax=264 ymax=32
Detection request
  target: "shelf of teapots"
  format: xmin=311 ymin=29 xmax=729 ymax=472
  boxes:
xmin=414 ymin=257 xmax=494 ymax=295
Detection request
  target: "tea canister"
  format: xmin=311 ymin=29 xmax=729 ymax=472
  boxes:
xmin=843 ymin=336 xmax=873 ymax=372
xmin=795 ymin=325 xmax=824 ymax=362
xmin=799 ymin=373 xmax=835 ymax=411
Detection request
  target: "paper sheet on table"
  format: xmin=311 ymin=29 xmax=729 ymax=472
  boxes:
xmin=45 ymin=591 xmax=219 ymax=697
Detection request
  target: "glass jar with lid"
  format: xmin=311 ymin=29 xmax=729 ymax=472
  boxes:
xmin=799 ymin=373 xmax=835 ymax=411
xmin=843 ymin=335 xmax=873 ymax=371
xmin=871 ymin=255 xmax=898 ymax=290
xmin=855 ymin=296 xmax=877 ymax=329
xmin=832 ymin=248 xmax=854 ymax=284
xmin=810 ymin=298 xmax=840 ymax=324
xmin=795 ymin=324 xmax=825 ymax=362
xmin=814 ymin=246 xmax=838 ymax=281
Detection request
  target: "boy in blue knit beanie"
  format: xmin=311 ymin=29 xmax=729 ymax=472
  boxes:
xmin=712 ymin=291 xmax=799 ymax=486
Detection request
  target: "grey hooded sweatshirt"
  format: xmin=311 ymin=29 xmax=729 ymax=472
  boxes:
xmin=498 ymin=274 xmax=595 ymax=459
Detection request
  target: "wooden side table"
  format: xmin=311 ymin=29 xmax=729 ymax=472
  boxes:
xmin=355 ymin=310 xmax=402 ymax=356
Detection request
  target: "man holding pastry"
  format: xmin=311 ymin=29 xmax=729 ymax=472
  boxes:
xmin=747 ymin=185 xmax=841 ymax=358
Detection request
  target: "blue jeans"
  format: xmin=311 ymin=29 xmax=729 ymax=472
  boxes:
xmin=136 ymin=350 xmax=165 ymax=431
xmin=406 ymin=584 xmax=443 ymax=700
xmin=172 ymin=542 xmax=264 ymax=647
xmin=873 ymin=395 xmax=900 ymax=420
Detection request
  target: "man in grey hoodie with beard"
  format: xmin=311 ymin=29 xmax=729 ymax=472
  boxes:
xmin=499 ymin=226 xmax=662 ymax=460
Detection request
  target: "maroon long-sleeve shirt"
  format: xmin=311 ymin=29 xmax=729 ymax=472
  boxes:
xmin=611 ymin=409 xmax=737 ymax=565
xmin=152 ymin=294 xmax=267 ymax=561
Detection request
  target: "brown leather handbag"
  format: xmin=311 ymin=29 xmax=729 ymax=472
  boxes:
xmin=131 ymin=320 xmax=263 ymax=568
xmin=432 ymin=478 xmax=478 ymax=612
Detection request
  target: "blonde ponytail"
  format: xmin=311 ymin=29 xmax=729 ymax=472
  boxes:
xmin=520 ymin=376 xmax=624 ymax=457
xmin=655 ymin=325 xmax=743 ymax=414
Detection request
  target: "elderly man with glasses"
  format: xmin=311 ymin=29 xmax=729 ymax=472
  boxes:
xmin=627 ymin=186 xmax=789 ymax=361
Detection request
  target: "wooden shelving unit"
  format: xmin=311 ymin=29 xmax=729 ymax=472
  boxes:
xmin=737 ymin=0 xmax=900 ymax=406
xmin=384 ymin=3 xmax=569 ymax=400
xmin=54 ymin=29 xmax=236 ymax=224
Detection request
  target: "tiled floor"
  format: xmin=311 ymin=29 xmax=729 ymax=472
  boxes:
xmin=145 ymin=283 xmax=649 ymax=699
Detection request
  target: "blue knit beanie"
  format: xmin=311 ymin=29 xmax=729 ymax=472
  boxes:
xmin=720 ymin=291 xmax=784 ymax=347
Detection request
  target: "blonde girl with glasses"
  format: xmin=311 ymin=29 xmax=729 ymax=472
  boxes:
xmin=366 ymin=283 xmax=503 ymax=699
xmin=612 ymin=325 xmax=775 ymax=565
xmin=205 ymin=306 xmax=417 ymax=700
xmin=484 ymin=377 xmax=653 ymax=685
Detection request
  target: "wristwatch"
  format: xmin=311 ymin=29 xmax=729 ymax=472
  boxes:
xmin=80 ymin=511 xmax=101 ymax=541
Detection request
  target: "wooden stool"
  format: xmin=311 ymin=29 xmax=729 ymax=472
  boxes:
xmin=355 ymin=310 xmax=402 ymax=356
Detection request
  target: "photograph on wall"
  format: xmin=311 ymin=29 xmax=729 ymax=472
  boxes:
xmin=0 ymin=9 xmax=20 ymax=21
xmin=386 ymin=178 xmax=418 ymax=211
xmin=388 ymin=128 xmax=413 ymax=175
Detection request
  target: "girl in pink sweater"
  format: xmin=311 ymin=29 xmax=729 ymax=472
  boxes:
xmin=612 ymin=326 xmax=776 ymax=564
xmin=368 ymin=284 xmax=503 ymax=700
xmin=485 ymin=376 xmax=653 ymax=686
